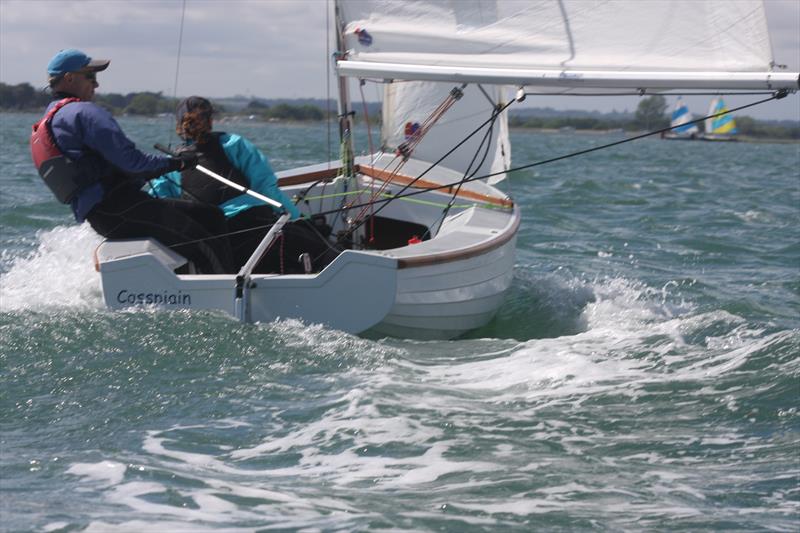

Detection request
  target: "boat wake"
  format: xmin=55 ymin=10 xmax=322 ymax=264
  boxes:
xmin=467 ymin=269 xmax=596 ymax=340
xmin=45 ymin=270 xmax=799 ymax=531
xmin=0 ymin=224 xmax=103 ymax=312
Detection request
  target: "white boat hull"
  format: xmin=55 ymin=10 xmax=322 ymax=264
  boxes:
xmin=368 ymin=210 xmax=518 ymax=339
xmin=98 ymin=243 xmax=399 ymax=335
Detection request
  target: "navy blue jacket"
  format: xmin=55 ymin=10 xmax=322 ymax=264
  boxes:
xmin=47 ymin=97 xmax=173 ymax=221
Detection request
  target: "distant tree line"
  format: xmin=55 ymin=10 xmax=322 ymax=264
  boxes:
xmin=731 ymin=116 xmax=800 ymax=139
xmin=0 ymin=82 xmax=179 ymax=116
xmin=2 ymin=82 xmax=797 ymax=138
xmin=0 ymin=82 xmax=327 ymax=121
xmin=0 ymin=82 xmax=50 ymax=110
xmin=243 ymin=100 xmax=325 ymax=121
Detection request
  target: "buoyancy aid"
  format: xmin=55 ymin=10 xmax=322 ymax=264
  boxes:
xmin=178 ymin=133 xmax=249 ymax=205
xmin=30 ymin=98 xmax=100 ymax=204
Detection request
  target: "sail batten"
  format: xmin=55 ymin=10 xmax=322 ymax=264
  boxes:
xmin=336 ymin=0 xmax=798 ymax=91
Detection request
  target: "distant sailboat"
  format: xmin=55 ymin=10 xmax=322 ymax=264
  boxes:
xmin=703 ymin=97 xmax=738 ymax=141
xmin=663 ymin=97 xmax=700 ymax=140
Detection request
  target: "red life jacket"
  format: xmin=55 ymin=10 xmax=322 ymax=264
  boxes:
xmin=30 ymin=97 xmax=96 ymax=203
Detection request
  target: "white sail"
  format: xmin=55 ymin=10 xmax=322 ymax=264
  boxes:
xmin=336 ymin=0 xmax=798 ymax=91
xmin=381 ymin=82 xmax=510 ymax=183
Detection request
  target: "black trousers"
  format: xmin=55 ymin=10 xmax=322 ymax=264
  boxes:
xmin=87 ymin=185 xmax=234 ymax=274
xmin=226 ymin=206 xmax=340 ymax=274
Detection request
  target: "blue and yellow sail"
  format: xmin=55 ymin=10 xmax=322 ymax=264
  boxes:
xmin=704 ymin=97 xmax=738 ymax=137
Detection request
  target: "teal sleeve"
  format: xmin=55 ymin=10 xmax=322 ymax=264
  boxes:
xmin=148 ymin=171 xmax=182 ymax=198
xmin=219 ymin=133 xmax=301 ymax=220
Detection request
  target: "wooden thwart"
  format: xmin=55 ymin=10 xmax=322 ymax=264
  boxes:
xmin=277 ymin=167 xmax=340 ymax=187
xmin=356 ymin=165 xmax=514 ymax=208
xmin=276 ymin=164 xmax=513 ymax=209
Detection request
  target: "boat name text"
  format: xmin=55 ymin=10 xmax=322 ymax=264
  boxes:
xmin=117 ymin=289 xmax=191 ymax=306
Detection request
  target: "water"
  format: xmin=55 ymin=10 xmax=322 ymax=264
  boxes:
xmin=1 ymin=112 xmax=798 ymax=531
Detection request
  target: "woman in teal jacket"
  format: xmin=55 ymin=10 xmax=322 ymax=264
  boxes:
xmin=150 ymin=96 xmax=337 ymax=273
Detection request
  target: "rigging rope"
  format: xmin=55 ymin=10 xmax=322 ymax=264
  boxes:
xmin=342 ymin=83 xmax=467 ymax=239
xmin=171 ymin=0 xmax=187 ymax=101
xmin=430 ymin=103 xmax=502 ymax=237
xmin=338 ymin=98 xmax=515 ymax=242
xmin=157 ymin=90 xmax=787 ymax=253
xmin=321 ymin=89 xmax=789 ymax=220
xmin=165 ymin=0 xmax=188 ymax=149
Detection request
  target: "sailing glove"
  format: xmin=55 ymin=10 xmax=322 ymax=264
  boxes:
xmin=167 ymin=152 xmax=199 ymax=172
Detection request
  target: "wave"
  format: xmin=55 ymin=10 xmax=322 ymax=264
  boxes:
xmin=0 ymin=224 xmax=103 ymax=312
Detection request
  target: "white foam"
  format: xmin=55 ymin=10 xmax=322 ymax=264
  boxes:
xmin=402 ymin=274 xmax=770 ymax=404
xmin=66 ymin=460 xmax=126 ymax=486
xmin=0 ymin=224 xmax=103 ymax=311
xmin=417 ymin=310 xmax=656 ymax=404
xmin=104 ymin=480 xmax=264 ymax=524
xmin=269 ymin=318 xmax=399 ymax=361
xmin=83 ymin=520 xmax=244 ymax=533
xmin=42 ymin=522 xmax=70 ymax=532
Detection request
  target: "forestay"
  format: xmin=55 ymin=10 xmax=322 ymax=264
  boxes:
xmin=336 ymin=0 xmax=799 ymax=91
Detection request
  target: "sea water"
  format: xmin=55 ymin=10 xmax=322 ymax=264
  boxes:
xmin=1 ymin=112 xmax=798 ymax=531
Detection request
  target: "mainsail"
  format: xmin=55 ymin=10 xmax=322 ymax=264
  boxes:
xmin=705 ymin=97 xmax=738 ymax=137
xmin=335 ymin=1 xmax=796 ymax=181
xmin=670 ymin=97 xmax=700 ymax=137
xmin=336 ymin=0 xmax=798 ymax=91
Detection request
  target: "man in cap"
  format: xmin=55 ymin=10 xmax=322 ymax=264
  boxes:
xmin=32 ymin=49 xmax=233 ymax=274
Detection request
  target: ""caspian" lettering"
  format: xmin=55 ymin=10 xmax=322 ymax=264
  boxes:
xmin=116 ymin=289 xmax=191 ymax=306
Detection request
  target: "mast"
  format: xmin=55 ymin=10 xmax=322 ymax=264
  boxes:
xmin=334 ymin=0 xmax=355 ymax=177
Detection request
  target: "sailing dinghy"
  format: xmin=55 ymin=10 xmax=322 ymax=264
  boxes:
xmin=95 ymin=0 xmax=798 ymax=339
xmin=663 ymin=97 xmax=700 ymax=140
xmin=702 ymin=97 xmax=739 ymax=141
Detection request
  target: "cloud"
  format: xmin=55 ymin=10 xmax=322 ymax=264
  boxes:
xmin=0 ymin=0 xmax=330 ymax=98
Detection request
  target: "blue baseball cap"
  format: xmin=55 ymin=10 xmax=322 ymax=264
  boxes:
xmin=47 ymin=49 xmax=110 ymax=76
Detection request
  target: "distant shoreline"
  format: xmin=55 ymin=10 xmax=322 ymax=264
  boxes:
xmin=3 ymin=109 xmax=797 ymax=143
xmin=506 ymin=126 xmax=800 ymax=143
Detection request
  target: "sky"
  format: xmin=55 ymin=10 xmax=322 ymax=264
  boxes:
xmin=1 ymin=0 xmax=798 ymax=121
